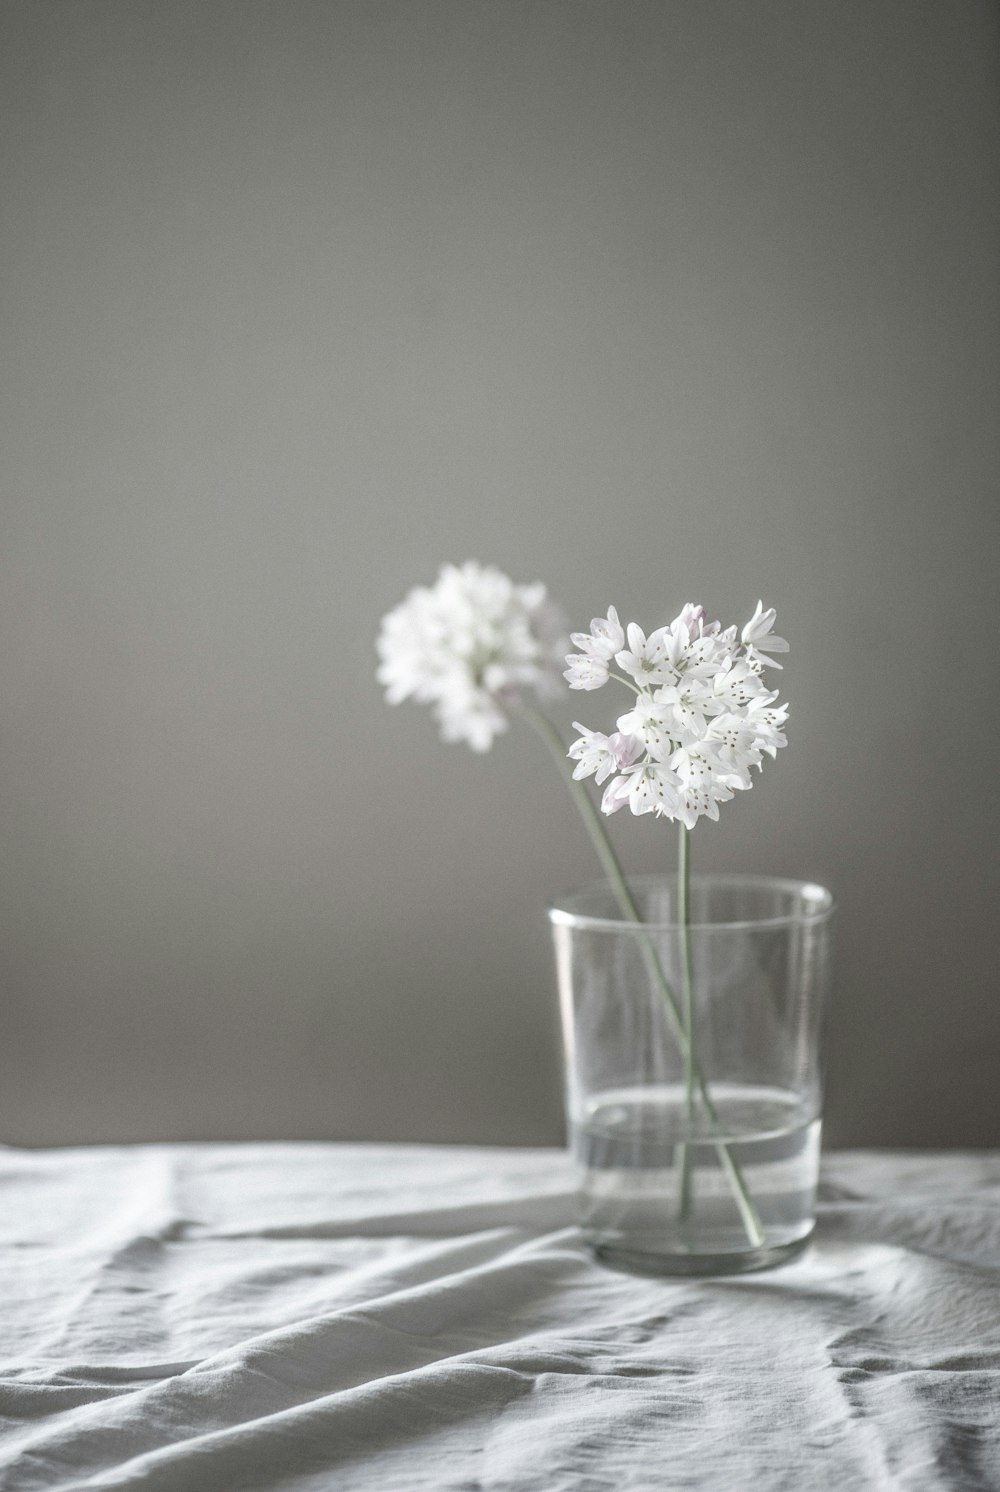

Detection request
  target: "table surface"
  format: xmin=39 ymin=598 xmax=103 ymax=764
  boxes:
xmin=1 ymin=1143 xmax=999 ymax=1491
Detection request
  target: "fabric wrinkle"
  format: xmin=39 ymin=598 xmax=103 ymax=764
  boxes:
xmin=1 ymin=1147 xmax=999 ymax=1490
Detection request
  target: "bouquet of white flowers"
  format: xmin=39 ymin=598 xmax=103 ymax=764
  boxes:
xmin=375 ymin=560 xmax=567 ymax=752
xmin=378 ymin=562 xmax=797 ymax=1259
xmin=378 ymin=562 xmax=787 ymax=825
xmin=564 ymin=600 xmax=787 ymax=824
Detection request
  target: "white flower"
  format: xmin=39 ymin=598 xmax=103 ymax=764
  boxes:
xmin=673 ymin=602 xmax=706 ymax=641
xmin=567 ymin=598 xmax=789 ymax=828
xmin=614 ymin=623 xmax=678 ymax=687
xmin=376 ymin=561 xmax=567 ymax=752
xmin=632 ymin=762 xmax=685 ymax=817
xmin=662 ymin=745 xmax=737 ymax=825
xmin=661 ymin=606 xmax=737 ymax=679
xmin=570 ymin=606 xmax=625 ymax=662
xmin=600 ymin=773 xmax=632 ymax=815
xmin=710 ymin=658 xmax=768 ymax=712
xmin=615 ymin=698 xmax=678 ymax=760
xmin=669 ymin=742 xmax=722 ymax=789
xmin=563 ymin=606 xmax=627 ymax=690
xmin=602 ymin=761 xmax=683 ymax=818
xmin=744 ymin=694 xmax=789 ymax=757
xmin=563 ymin=652 xmax=611 ymax=690
xmin=675 ymin=777 xmax=736 ymax=829
xmin=648 ymin=678 xmax=715 ymax=741
xmin=567 ymin=725 xmax=642 ymax=785
xmin=741 ymin=601 xmax=789 ymax=670
xmin=702 ymin=712 xmax=764 ymax=787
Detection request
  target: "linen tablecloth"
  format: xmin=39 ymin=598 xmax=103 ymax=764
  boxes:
xmin=1 ymin=1143 xmax=999 ymax=1491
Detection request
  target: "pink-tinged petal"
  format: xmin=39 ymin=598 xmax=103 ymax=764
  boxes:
xmin=672 ymin=602 xmax=705 ymax=640
xmin=600 ymin=774 xmax=631 ymax=815
xmin=608 ymin=731 xmax=644 ymax=768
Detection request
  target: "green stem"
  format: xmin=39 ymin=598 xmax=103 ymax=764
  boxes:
xmin=675 ymin=823 xmax=696 ymax=1222
xmin=678 ymin=823 xmax=696 ymax=1103
xmin=521 ymin=702 xmax=764 ymax=1250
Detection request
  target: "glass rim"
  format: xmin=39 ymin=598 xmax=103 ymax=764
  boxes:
xmin=547 ymin=872 xmax=835 ymax=933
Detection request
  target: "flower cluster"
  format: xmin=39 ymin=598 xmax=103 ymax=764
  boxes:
xmin=376 ymin=562 xmax=567 ymax=752
xmin=565 ymin=601 xmax=789 ymax=829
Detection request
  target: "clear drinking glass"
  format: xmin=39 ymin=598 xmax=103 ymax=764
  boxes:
xmin=549 ymin=874 xmax=834 ymax=1276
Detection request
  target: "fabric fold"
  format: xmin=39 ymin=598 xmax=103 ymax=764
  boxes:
xmin=2 ymin=1146 xmax=1000 ymax=1490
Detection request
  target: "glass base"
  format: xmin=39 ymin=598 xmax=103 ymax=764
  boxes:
xmin=573 ymin=1083 xmax=821 ymax=1277
xmin=590 ymin=1227 xmax=813 ymax=1278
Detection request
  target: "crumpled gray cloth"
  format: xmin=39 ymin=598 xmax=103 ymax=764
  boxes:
xmin=1 ymin=1143 xmax=999 ymax=1491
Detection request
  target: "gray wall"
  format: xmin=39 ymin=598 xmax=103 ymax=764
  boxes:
xmin=2 ymin=0 xmax=997 ymax=1149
